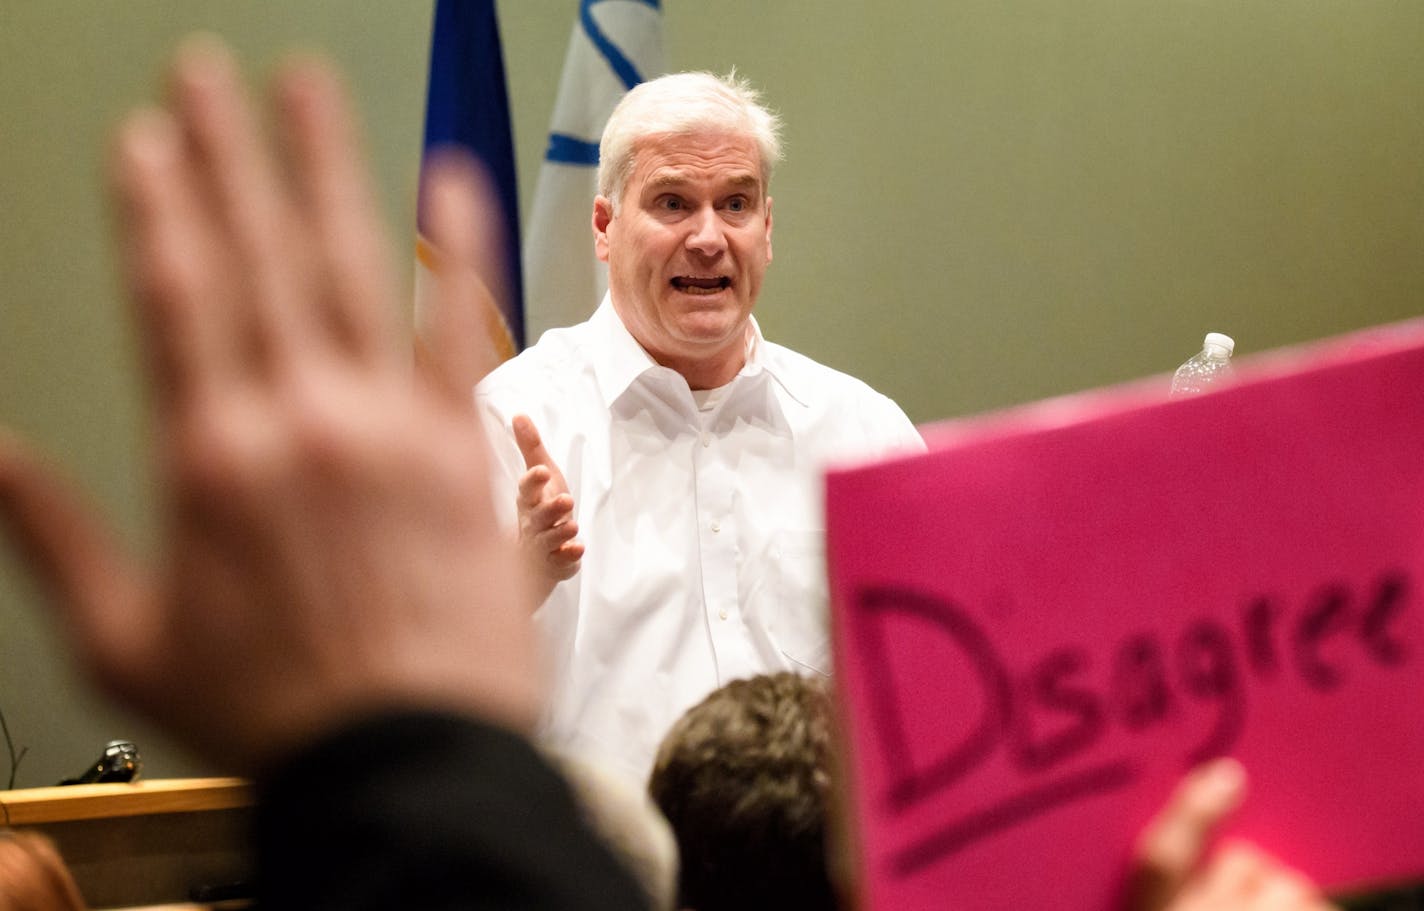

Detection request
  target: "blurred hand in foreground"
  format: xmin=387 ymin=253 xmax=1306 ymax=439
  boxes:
xmin=0 ymin=36 xmax=539 ymax=773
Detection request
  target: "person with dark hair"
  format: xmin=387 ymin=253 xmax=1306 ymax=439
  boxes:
xmin=649 ymin=672 xmax=835 ymax=911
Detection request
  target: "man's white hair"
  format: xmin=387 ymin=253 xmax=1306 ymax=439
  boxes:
xmin=597 ymin=71 xmax=782 ymax=211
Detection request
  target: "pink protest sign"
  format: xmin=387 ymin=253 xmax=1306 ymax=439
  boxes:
xmin=826 ymin=320 xmax=1424 ymax=910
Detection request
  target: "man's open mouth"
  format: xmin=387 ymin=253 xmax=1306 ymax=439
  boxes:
xmin=671 ymin=276 xmax=731 ymax=294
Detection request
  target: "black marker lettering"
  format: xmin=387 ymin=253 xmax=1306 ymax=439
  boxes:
xmin=851 ymin=567 xmax=1414 ymax=873
xmin=1177 ymin=619 xmax=1244 ymax=764
xmin=1294 ymin=583 xmax=1352 ymax=690
xmin=1010 ymin=647 xmax=1104 ymax=772
xmin=889 ymin=761 xmax=1138 ymax=878
xmin=1110 ymin=633 xmax=1175 ymax=730
xmin=1360 ymin=570 xmax=1409 ymax=667
xmin=1243 ymin=595 xmax=1282 ymax=678
xmin=856 ymin=586 xmax=1013 ymax=812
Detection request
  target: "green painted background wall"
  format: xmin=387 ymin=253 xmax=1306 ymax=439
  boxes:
xmin=2 ymin=2 xmax=1420 ymax=783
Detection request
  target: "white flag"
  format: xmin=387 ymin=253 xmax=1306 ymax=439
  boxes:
xmin=522 ymin=0 xmax=664 ymax=341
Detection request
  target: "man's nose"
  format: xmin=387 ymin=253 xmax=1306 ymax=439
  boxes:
xmin=683 ymin=206 xmax=727 ymax=257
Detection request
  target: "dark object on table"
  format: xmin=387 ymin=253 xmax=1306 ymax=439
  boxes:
xmin=58 ymin=740 xmax=141 ymax=785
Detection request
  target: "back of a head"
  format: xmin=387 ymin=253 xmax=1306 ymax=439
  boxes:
xmin=0 ymin=832 xmax=87 ymax=911
xmin=648 ymin=672 xmax=835 ymax=911
xmin=597 ymin=71 xmax=783 ymax=210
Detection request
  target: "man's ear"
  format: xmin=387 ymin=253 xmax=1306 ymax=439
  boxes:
xmin=764 ymin=195 xmax=774 ymax=264
xmin=593 ymin=196 xmax=613 ymax=263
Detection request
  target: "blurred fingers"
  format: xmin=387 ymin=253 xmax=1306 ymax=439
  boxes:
xmin=1193 ymin=843 xmax=1269 ymax=904
xmin=167 ymin=36 xmax=303 ymax=371
xmin=109 ymin=106 xmax=230 ymax=411
xmin=275 ymin=56 xmax=398 ymax=365
xmin=0 ymin=433 xmax=155 ymax=692
xmin=420 ymin=154 xmax=505 ymax=399
xmin=1255 ymin=871 xmax=1327 ymax=910
xmin=1192 ymin=843 xmax=1334 ymax=911
xmin=1131 ymin=758 xmax=1248 ymax=911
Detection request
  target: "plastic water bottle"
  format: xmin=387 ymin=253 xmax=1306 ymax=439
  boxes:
xmin=1170 ymin=332 xmax=1236 ymax=397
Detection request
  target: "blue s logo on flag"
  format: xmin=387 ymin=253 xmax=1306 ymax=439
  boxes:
xmin=523 ymin=0 xmax=664 ymax=341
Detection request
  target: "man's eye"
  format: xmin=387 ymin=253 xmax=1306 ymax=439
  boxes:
xmin=726 ymin=197 xmax=747 ymax=212
xmin=659 ymin=197 xmax=683 ymax=211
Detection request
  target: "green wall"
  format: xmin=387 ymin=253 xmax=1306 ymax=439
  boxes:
xmin=2 ymin=2 xmax=1421 ymax=784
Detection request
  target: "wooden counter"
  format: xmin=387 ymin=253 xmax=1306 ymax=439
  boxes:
xmin=0 ymin=778 xmax=253 ymax=909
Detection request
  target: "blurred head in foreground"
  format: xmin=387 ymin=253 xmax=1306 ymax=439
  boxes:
xmin=0 ymin=832 xmax=86 ymax=911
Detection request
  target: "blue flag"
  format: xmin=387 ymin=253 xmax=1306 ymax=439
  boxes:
xmin=417 ymin=0 xmax=523 ymax=359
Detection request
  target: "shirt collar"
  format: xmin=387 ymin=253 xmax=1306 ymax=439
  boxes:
xmin=740 ymin=315 xmax=810 ymax=407
xmin=589 ymin=294 xmax=660 ymax=407
xmin=590 ymin=292 xmax=809 ymax=408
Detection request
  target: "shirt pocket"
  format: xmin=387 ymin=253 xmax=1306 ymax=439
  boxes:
xmin=767 ymin=529 xmax=833 ymax=677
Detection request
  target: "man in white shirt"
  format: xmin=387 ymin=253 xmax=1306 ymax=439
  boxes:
xmin=477 ymin=71 xmax=923 ymax=782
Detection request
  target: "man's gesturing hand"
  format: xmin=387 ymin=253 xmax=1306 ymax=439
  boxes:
xmin=512 ymin=414 xmax=584 ymax=602
xmin=0 ymin=37 xmax=541 ymax=773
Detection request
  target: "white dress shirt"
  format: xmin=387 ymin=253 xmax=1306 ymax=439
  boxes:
xmin=477 ymin=296 xmax=923 ymax=782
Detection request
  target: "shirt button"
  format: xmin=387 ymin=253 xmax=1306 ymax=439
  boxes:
xmin=710 ymin=521 xmax=721 ymax=533
xmin=701 ymin=433 xmax=711 ymax=448
xmin=718 ymin=608 xmax=728 ymax=620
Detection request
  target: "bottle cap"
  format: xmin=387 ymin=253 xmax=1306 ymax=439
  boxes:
xmin=1203 ymin=332 xmax=1235 ymax=355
